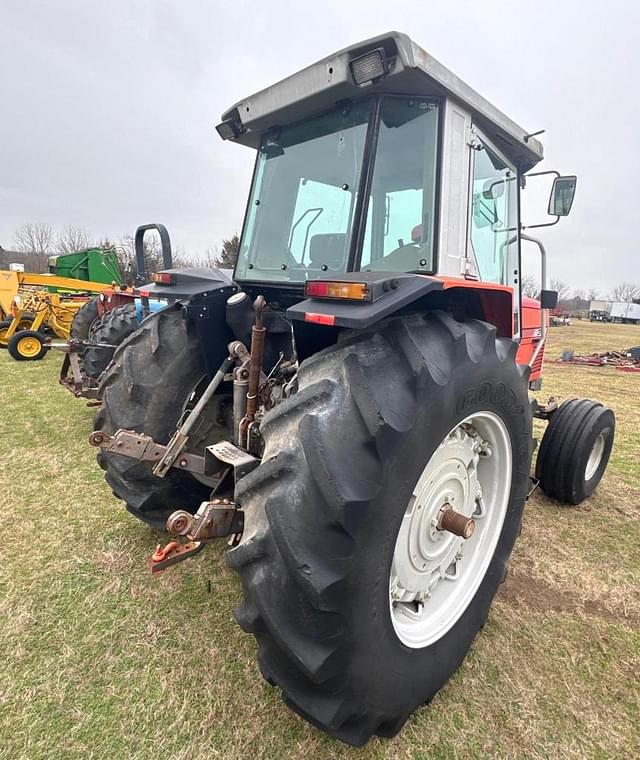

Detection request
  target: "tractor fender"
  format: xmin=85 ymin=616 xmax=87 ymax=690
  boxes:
xmin=287 ymin=272 xmax=442 ymax=329
xmin=136 ymin=267 xmax=236 ymax=300
xmin=288 ymin=272 xmax=515 ymax=360
xmin=136 ymin=272 xmax=238 ymax=378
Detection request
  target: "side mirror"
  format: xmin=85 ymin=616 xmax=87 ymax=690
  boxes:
xmin=548 ymin=175 xmax=577 ymax=217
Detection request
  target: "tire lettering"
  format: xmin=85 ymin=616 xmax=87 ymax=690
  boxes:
xmin=457 ymin=382 xmax=524 ymax=416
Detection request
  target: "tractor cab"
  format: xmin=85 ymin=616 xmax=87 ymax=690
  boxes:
xmin=218 ymin=33 xmax=573 ymax=320
xmin=216 ymin=32 xmax=576 ymax=377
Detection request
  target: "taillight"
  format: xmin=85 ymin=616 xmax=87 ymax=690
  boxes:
xmin=152 ymin=272 xmax=176 ymax=285
xmin=305 ymin=280 xmax=370 ymax=301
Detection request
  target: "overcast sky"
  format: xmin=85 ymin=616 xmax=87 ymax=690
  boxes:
xmin=1 ymin=0 xmax=637 ymax=294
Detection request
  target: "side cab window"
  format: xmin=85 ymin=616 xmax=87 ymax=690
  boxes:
xmin=468 ymin=133 xmax=518 ymax=286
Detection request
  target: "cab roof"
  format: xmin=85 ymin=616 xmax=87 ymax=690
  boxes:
xmin=218 ymin=31 xmax=544 ymax=173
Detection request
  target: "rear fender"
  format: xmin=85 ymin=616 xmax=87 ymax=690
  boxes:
xmin=288 ymin=273 xmax=515 ymax=361
xmin=137 ymin=272 xmax=237 ymax=377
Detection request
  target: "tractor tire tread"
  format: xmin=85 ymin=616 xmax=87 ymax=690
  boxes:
xmin=227 ymin=310 xmax=532 ymax=745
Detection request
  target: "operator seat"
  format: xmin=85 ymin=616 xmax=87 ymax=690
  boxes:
xmin=308 ymin=233 xmax=347 ymax=272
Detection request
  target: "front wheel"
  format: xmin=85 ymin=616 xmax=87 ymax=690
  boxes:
xmin=7 ymin=330 xmax=48 ymax=361
xmin=228 ymin=311 xmax=533 ymax=745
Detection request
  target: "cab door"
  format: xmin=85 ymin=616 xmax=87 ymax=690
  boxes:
xmin=467 ymin=127 xmax=520 ymax=336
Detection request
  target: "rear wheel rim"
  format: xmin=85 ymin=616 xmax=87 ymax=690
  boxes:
xmin=585 ymin=431 xmax=606 ymax=481
xmin=17 ymin=336 xmax=42 ymax=358
xmin=389 ymin=411 xmax=512 ymax=649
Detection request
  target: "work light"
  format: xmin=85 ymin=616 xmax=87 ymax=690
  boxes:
xmin=349 ymin=48 xmax=387 ymax=85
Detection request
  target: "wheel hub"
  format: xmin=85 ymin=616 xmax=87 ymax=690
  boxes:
xmin=18 ymin=336 xmax=41 ymax=357
xmin=389 ymin=412 xmax=511 ymax=648
xmin=585 ymin=430 xmax=606 ymax=481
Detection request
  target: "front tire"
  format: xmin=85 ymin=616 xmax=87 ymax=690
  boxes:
xmin=8 ymin=330 xmax=48 ymax=361
xmin=227 ymin=311 xmax=533 ymax=745
xmin=535 ymin=398 xmax=615 ymax=504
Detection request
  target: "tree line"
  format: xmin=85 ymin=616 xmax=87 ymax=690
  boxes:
xmin=520 ymin=275 xmax=638 ymax=306
xmin=0 ymin=222 xmax=240 ymax=277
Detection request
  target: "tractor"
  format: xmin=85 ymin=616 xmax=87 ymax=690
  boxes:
xmin=90 ymin=33 xmax=615 ymax=745
xmin=60 ymin=225 xmax=174 ymax=397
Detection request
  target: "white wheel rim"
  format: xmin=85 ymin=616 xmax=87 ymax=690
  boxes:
xmin=389 ymin=411 xmax=512 ymax=649
xmin=585 ymin=431 xmax=606 ymax=482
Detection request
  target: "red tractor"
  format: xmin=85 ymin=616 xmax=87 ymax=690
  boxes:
xmin=90 ymin=33 xmax=615 ymax=745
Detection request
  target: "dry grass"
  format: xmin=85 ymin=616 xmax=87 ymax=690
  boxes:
xmin=0 ymin=321 xmax=639 ymax=759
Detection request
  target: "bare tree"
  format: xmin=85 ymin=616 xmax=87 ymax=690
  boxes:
xmin=521 ymin=274 xmax=539 ymax=298
xmin=587 ymin=287 xmax=599 ymax=301
xmin=56 ymin=225 xmax=92 ymax=254
xmin=215 ymin=234 xmax=240 ymax=269
xmin=13 ymin=222 xmax=54 ymax=255
xmin=12 ymin=222 xmax=54 ymax=272
xmin=549 ymin=278 xmax=571 ymax=301
xmin=609 ymin=282 xmax=640 ymax=302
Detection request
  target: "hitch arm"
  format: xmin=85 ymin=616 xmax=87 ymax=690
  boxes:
xmin=152 ymin=352 xmax=236 ymax=478
xmin=89 ymin=429 xmax=208 ymax=475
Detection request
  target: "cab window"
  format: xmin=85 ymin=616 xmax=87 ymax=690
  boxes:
xmin=469 ymin=139 xmax=518 ymax=284
xmin=359 ymin=97 xmax=440 ymax=273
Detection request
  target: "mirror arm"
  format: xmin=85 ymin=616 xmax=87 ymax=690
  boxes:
xmin=523 ymin=216 xmax=560 ymax=230
xmin=520 ymin=232 xmax=548 ymax=368
xmin=525 ymin=169 xmax=560 ymax=181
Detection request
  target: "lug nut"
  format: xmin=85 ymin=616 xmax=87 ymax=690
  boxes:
xmin=437 ymin=504 xmax=475 ymax=539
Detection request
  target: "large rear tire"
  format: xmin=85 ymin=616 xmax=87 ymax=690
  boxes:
xmin=83 ymin=303 xmax=139 ymax=379
xmin=227 ymin=312 xmax=533 ymax=745
xmin=94 ymin=305 xmax=227 ymax=529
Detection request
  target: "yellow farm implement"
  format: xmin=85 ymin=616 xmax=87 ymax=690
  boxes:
xmin=0 ymin=270 xmax=114 ymax=360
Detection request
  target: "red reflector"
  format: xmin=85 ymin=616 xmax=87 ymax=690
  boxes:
xmin=138 ymin=289 xmax=151 ymax=297
xmin=304 ymin=312 xmax=336 ymax=326
xmin=152 ymin=271 xmax=175 ymax=285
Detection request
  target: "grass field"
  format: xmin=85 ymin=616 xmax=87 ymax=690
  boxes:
xmin=1 ymin=321 xmax=638 ymax=760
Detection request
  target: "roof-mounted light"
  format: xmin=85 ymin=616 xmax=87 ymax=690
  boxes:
xmin=349 ymin=47 xmax=388 ymax=86
xmin=215 ymin=119 xmax=241 ymax=141
xmin=305 ymin=280 xmax=371 ymax=301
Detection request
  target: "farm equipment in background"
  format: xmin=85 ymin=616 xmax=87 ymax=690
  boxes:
xmin=0 ymin=272 xmax=117 ymax=358
xmin=47 ymin=246 xmax=123 ymax=285
xmin=89 ymin=33 xmax=615 ymax=746
xmin=556 ymin=346 xmax=640 ymax=372
xmin=0 ymin=244 xmax=127 ymax=358
xmin=0 ymin=245 xmax=123 ymax=321
xmin=59 ymin=225 xmax=174 ymax=398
